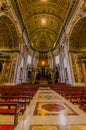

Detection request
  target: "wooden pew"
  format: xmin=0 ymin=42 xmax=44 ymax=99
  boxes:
xmin=0 ymin=96 xmax=30 ymax=114
xmin=0 ymin=103 xmax=18 ymax=130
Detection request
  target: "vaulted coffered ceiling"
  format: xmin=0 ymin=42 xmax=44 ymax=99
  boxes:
xmin=70 ymin=17 xmax=86 ymax=52
xmin=0 ymin=15 xmax=19 ymax=50
xmin=16 ymin=0 xmax=73 ymax=52
xmin=69 ymin=17 xmax=86 ymax=61
xmin=0 ymin=15 xmax=19 ymax=60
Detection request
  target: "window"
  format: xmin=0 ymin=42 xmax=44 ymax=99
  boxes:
xmin=27 ymin=55 xmax=32 ymax=64
xmin=55 ymin=55 xmax=59 ymax=65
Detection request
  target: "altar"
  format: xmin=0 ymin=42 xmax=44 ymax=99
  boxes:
xmin=35 ymin=59 xmax=52 ymax=82
xmin=39 ymin=79 xmax=48 ymax=84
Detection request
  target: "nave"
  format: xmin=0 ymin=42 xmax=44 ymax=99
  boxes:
xmin=13 ymin=86 xmax=86 ymax=130
xmin=0 ymin=1 xmax=86 ymax=129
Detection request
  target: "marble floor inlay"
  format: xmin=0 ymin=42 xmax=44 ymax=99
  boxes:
xmin=39 ymin=91 xmax=54 ymax=94
xmin=34 ymin=102 xmax=78 ymax=116
xmin=30 ymin=125 xmax=59 ymax=130
xmin=38 ymin=94 xmax=61 ymax=100
xmin=68 ymin=125 xmax=86 ymax=130
xmin=10 ymin=86 xmax=86 ymax=130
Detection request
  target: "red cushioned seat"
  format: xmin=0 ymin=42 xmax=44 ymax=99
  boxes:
xmin=0 ymin=108 xmax=16 ymax=114
xmin=0 ymin=124 xmax=13 ymax=130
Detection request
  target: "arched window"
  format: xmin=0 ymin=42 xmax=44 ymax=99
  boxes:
xmin=27 ymin=55 xmax=32 ymax=64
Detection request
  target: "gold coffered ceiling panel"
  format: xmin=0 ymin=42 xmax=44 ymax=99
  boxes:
xmin=17 ymin=0 xmax=72 ymax=52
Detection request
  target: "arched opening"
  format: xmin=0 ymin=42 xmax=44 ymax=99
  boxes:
xmin=0 ymin=15 xmax=19 ymax=50
xmin=0 ymin=15 xmax=19 ymax=83
xmin=69 ymin=17 xmax=86 ymax=84
xmin=69 ymin=17 xmax=86 ymax=52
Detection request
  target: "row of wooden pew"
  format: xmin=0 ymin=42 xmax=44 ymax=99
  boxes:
xmin=0 ymin=83 xmax=39 ymax=130
xmin=51 ymin=83 xmax=86 ymax=112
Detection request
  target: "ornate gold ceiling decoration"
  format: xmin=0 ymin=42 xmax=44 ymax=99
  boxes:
xmin=70 ymin=17 xmax=86 ymax=52
xmin=0 ymin=15 xmax=19 ymax=50
xmin=17 ymin=0 xmax=72 ymax=52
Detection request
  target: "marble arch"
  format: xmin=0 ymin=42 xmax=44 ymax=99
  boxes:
xmin=0 ymin=15 xmax=19 ymax=50
xmin=69 ymin=17 xmax=86 ymax=51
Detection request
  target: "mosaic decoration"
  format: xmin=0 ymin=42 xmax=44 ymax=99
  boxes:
xmin=30 ymin=125 xmax=59 ymax=130
xmin=34 ymin=102 xmax=78 ymax=116
xmin=68 ymin=125 xmax=86 ymax=130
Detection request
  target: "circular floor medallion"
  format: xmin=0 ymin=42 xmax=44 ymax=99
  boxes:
xmin=42 ymin=103 xmax=65 ymax=112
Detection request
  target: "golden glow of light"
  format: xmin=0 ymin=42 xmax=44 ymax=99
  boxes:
xmin=69 ymin=125 xmax=86 ymax=130
xmin=41 ymin=60 xmax=45 ymax=66
xmin=41 ymin=17 xmax=47 ymax=25
xmin=59 ymin=114 xmax=67 ymax=126
xmin=2 ymin=0 xmax=6 ymax=4
xmin=41 ymin=0 xmax=48 ymax=2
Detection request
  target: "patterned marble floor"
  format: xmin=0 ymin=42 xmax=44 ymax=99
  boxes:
xmin=14 ymin=87 xmax=86 ymax=130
